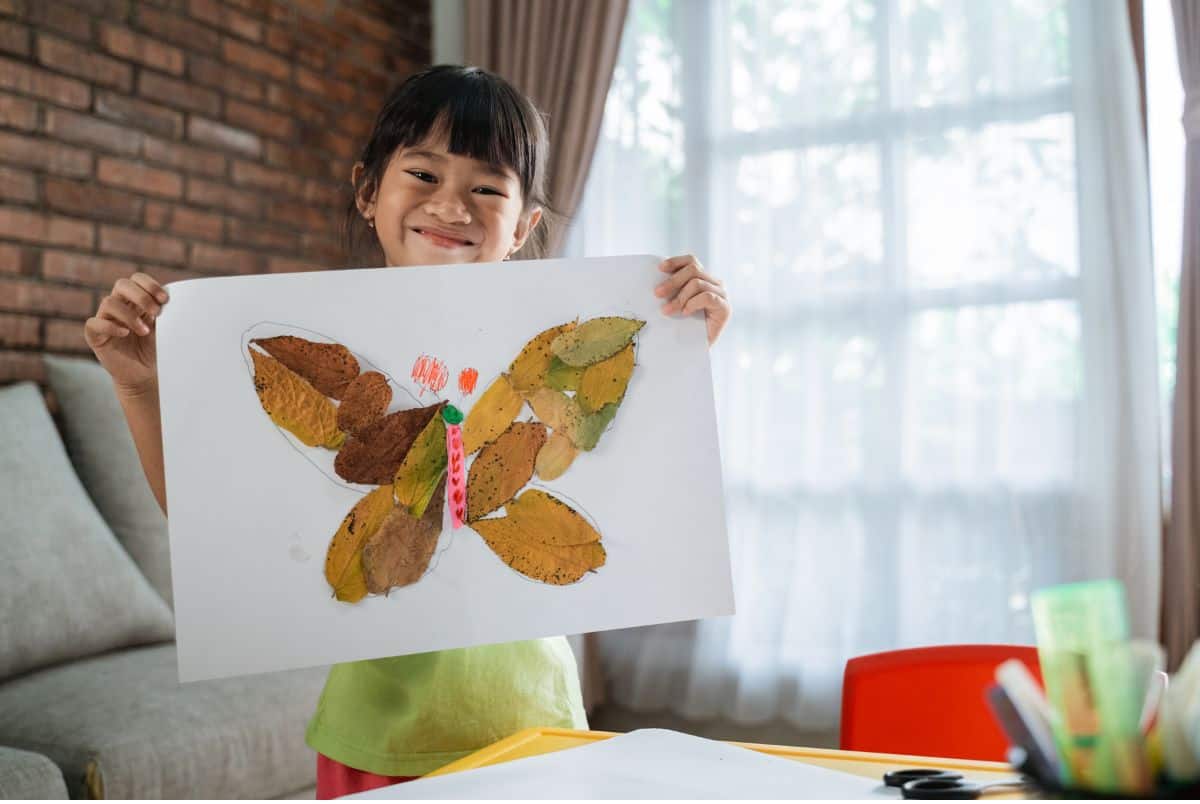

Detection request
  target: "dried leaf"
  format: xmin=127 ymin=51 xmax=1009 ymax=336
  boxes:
xmin=393 ymin=413 xmax=447 ymax=518
xmin=535 ymin=432 xmax=577 ymax=480
xmin=335 ymin=403 xmax=442 ymax=485
xmin=550 ymin=317 xmax=644 ymax=367
xmin=576 ymin=403 xmax=620 ymax=451
xmin=324 ymin=485 xmax=394 ymax=603
xmin=337 ymin=371 xmax=391 ymax=434
xmin=508 ymin=321 xmax=576 ymax=393
xmin=362 ymin=476 xmax=446 ymax=594
xmin=465 ymin=421 xmax=547 ymax=522
xmin=252 ymin=336 xmax=359 ymax=399
xmin=577 ymin=343 xmax=635 ymax=413
xmin=469 ymin=490 xmax=605 ymax=585
xmin=545 ymin=357 xmax=584 ymax=392
xmin=526 ymin=387 xmax=584 ymax=443
xmin=250 ymin=349 xmax=346 ymax=449
xmin=461 ymin=373 xmax=524 ymax=455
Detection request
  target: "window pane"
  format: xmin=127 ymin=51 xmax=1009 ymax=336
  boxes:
xmin=714 ymin=143 xmax=883 ymax=310
xmin=902 ymin=300 xmax=1080 ymax=488
xmin=905 ymin=114 xmax=1078 ymax=287
xmin=895 ymin=0 xmax=1070 ymax=109
xmin=720 ymin=0 xmax=879 ymax=132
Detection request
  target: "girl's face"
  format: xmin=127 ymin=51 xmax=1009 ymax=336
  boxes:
xmin=353 ymin=132 xmax=541 ymax=268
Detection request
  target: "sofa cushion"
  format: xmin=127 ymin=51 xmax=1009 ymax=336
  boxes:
xmin=0 ymin=383 xmax=174 ymax=683
xmin=0 ymin=643 xmax=327 ymax=799
xmin=44 ymin=355 xmax=174 ymax=609
xmin=0 ymin=746 xmax=68 ymax=799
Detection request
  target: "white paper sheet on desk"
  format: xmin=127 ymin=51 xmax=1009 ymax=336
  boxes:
xmin=345 ymin=729 xmax=897 ymax=799
xmin=156 ymin=255 xmax=733 ymax=682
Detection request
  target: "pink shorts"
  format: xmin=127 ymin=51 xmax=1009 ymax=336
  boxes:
xmin=315 ymin=753 xmax=417 ymax=799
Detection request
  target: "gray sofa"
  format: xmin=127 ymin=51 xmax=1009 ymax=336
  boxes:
xmin=0 ymin=358 xmax=326 ymax=799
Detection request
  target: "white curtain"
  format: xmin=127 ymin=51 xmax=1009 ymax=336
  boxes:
xmin=565 ymin=0 xmax=1161 ymax=729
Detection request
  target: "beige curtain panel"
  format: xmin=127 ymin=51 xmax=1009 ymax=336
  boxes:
xmin=465 ymin=0 xmax=629 ymax=257
xmin=1164 ymin=0 xmax=1200 ymax=670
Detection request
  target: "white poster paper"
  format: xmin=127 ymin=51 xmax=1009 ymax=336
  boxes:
xmin=157 ymin=255 xmax=732 ymax=682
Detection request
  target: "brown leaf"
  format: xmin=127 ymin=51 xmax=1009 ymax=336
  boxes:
xmin=250 ymin=349 xmax=345 ymax=449
xmin=362 ymin=476 xmax=446 ymax=594
xmin=508 ymin=321 xmax=576 ymax=393
xmin=465 ymin=421 xmax=547 ymax=521
xmin=461 ymin=373 xmax=524 ymax=455
xmin=535 ymin=432 xmax=577 ymax=480
xmin=324 ymin=485 xmax=394 ymax=603
xmin=337 ymin=371 xmax=391 ymax=434
xmin=578 ymin=343 xmax=635 ymax=413
xmin=335 ymin=403 xmax=442 ymax=485
xmin=550 ymin=317 xmax=644 ymax=367
xmin=252 ymin=335 xmax=359 ymax=399
xmin=469 ymin=489 xmax=605 ymax=584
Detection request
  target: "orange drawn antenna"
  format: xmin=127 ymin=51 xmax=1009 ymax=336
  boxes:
xmin=411 ymin=354 xmax=449 ymax=396
xmin=458 ymin=367 xmax=479 ymax=396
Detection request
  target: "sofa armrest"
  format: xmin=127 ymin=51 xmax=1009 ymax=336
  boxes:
xmin=0 ymin=746 xmax=68 ymax=800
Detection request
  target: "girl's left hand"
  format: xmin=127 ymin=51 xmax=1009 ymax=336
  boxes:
xmin=654 ymin=254 xmax=732 ymax=346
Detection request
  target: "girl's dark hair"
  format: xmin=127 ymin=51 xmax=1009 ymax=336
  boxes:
xmin=345 ymin=64 xmax=558 ymax=264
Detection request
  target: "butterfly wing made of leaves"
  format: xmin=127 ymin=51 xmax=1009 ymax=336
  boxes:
xmin=468 ymin=488 xmax=606 ymax=584
xmin=465 ymin=420 xmax=547 ymax=522
xmin=250 ymin=349 xmax=346 ymax=449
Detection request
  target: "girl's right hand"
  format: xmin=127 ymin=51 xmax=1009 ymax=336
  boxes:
xmin=84 ymin=272 xmax=169 ymax=394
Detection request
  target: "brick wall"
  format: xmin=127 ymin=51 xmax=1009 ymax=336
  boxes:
xmin=0 ymin=0 xmax=430 ymax=386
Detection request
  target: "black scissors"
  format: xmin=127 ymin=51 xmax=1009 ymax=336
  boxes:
xmin=883 ymin=767 xmax=1029 ymax=799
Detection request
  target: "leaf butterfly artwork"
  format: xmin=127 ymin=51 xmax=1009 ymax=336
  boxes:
xmin=245 ymin=316 xmax=644 ymax=603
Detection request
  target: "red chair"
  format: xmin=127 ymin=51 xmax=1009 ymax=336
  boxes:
xmin=840 ymin=644 xmax=1042 ymax=761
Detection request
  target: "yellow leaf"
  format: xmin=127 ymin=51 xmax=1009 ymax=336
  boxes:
xmin=461 ymin=373 xmax=524 ymax=455
xmin=469 ymin=491 xmax=606 ymax=585
xmin=526 ymin=387 xmax=584 ymax=443
xmin=363 ymin=476 xmax=445 ymax=594
xmin=250 ymin=349 xmax=346 ymax=449
xmin=393 ymin=413 xmax=447 ymax=518
xmin=550 ymin=317 xmax=644 ymax=367
xmin=508 ymin=321 xmax=576 ymax=393
xmin=535 ymin=432 xmax=577 ymax=480
xmin=466 ymin=421 xmax=547 ymax=521
xmin=324 ymin=485 xmax=394 ymax=603
xmin=577 ymin=343 xmax=635 ymax=413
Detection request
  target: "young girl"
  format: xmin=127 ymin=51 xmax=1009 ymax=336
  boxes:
xmin=84 ymin=65 xmax=732 ymax=798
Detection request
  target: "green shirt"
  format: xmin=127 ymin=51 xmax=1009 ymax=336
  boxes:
xmin=305 ymin=637 xmax=588 ymax=776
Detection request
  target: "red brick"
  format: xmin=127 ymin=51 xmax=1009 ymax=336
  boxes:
xmin=266 ymin=81 xmax=327 ymax=125
xmin=187 ymin=116 xmax=260 ymax=157
xmin=0 ymin=312 xmax=39 ymax=347
xmin=99 ymin=225 xmax=186 ymax=265
xmin=267 ymin=256 xmax=320 ymax=273
xmin=222 ymin=37 xmax=289 ymax=81
xmin=225 ymin=0 xmax=272 ymax=15
xmin=0 ymin=92 xmax=36 ymax=129
xmin=135 ymin=6 xmax=221 ymax=52
xmin=185 ymin=177 xmax=261 ymax=216
xmin=295 ymin=66 xmax=355 ymax=105
xmin=44 ymin=108 xmax=142 ymax=156
xmin=96 ymin=90 xmax=183 ymax=139
xmin=0 ymin=130 xmax=92 ymax=178
xmin=0 ymin=164 xmax=36 ymax=203
xmin=37 ymin=34 xmax=133 ymax=92
xmin=25 ymin=2 xmax=91 ymax=43
xmin=264 ymin=141 xmax=330 ymax=179
xmin=0 ymin=55 xmax=90 ymax=109
xmin=143 ymin=200 xmax=169 ymax=230
xmin=190 ymin=242 xmax=261 ymax=274
xmin=138 ymin=70 xmax=220 ymax=116
xmin=231 ymin=159 xmax=302 ymax=194
xmin=169 ymin=205 xmax=224 ymax=241
xmin=98 ymin=157 xmax=183 ymax=199
xmin=0 ymin=350 xmax=47 ymax=384
xmin=321 ymin=129 xmax=356 ymax=160
xmin=303 ymin=178 xmax=342 ymax=208
xmin=142 ymin=135 xmax=226 ymax=178
xmin=99 ymin=23 xmax=185 ymax=75
xmin=0 ymin=278 xmax=94 ymax=316
xmin=0 ymin=19 xmax=29 ymax=56
xmin=227 ymin=217 xmax=292 ymax=250
xmin=332 ymin=6 xmax=391 ymax=44
xmin=44 ymin=176 xmax=145 ymax=224
xmin=302 ymin=232 xmax=342 ymax=264
xmin=225 ymin=98 xmax=293 ymax=138
xmin=0 ymin=209 xmax=93 ymax=249
xmin=266 ymin=198 xmax=330 ymax=231
xmin=43 ymin=251 xmax=139 ymax=287
xmin=188 ymin=53 xmax=263 ymax=101
xmin=44 ymin=318 xmax=90 ymax=352
xmin=0 ymin=243 xmax=21 ymax=275
xmin=189 ymin=0 xmax=262 ymax=42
